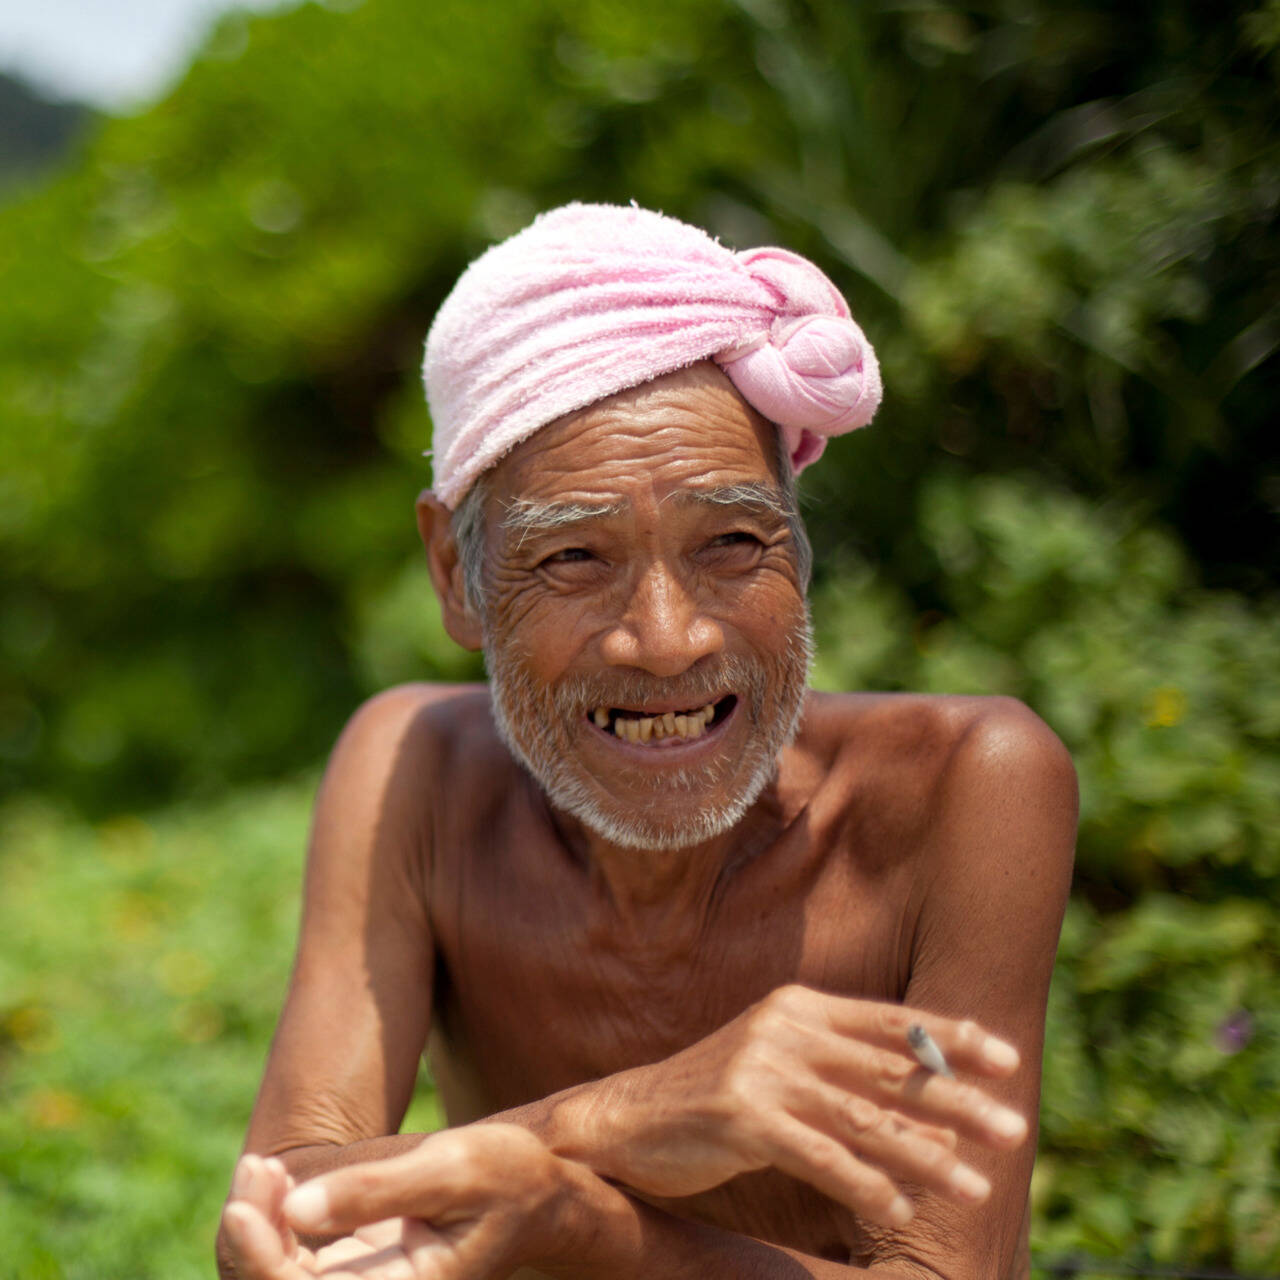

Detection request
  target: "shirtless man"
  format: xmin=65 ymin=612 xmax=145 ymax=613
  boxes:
xmin=217 ymin=204 xmax=1076 ymax=1280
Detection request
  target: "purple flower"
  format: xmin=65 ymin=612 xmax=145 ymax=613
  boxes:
xmin=1214 ymin=1009 xmax=1253 ymax=1054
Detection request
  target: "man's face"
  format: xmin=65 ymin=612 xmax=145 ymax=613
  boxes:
xmin=475 ymin=362 xmax=813 ymax=851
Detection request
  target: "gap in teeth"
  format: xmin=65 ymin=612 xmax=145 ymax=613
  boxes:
xmin=597 ymin=700 xmax=720 ymax=742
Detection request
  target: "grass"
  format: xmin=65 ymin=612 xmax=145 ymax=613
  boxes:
xmin=0 ymin=777 xmax=442 ymax=1279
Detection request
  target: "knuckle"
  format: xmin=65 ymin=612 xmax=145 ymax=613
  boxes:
xmin=505 ymin=1126 xmax=547 ymax=1161
xmin=840 ymin=1094 xmax=883 ymax=1136
xmin=725 ymin=1039 xmax=786 ymax=1103
xmin=423 ymin=1135 xmax=490 ymax=1193
xmin=768 ymin=983 xmax=811 ymax=1015
xmin=723 ymin=1050 xmax=764 ymax=1106
xmin=744 ymin=1004 xmax=784 ymax=1040
xmin=955 ymin=1018 xmax=985 ymax=1051
xmin=875 ymin=1050 xmax=917 ymax=1089
xmin=333 ymin=1164 xmax=382 ymax=1212
xmin=913 ymin=1140 xmax=953 ymax=1177
xmin=449 ymin=1148 xmax=481 ymax=1182
xmin=874 ymin=1004 xmax=912 ymax=1037
xmin=800 ymin=1136 xmax=842 ymax=1178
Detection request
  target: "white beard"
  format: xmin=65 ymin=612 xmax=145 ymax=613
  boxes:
xmin=483 ymin=612 xmax=814 ymax=851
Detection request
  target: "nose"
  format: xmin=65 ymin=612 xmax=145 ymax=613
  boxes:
xmin=600 ymin=560 xmax=724 ymax=677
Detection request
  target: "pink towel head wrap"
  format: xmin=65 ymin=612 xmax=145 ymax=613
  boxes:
xmin=424 ymin=202 xmax=881 ymax=507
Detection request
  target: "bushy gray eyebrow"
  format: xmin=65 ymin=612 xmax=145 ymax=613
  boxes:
xmin=499 ymin=497 xmax=626 ymax=544
xmin=500 ymin=484 xmax=790 ymax=542
xmin=677 ymin=482 xmax=791 ymax=520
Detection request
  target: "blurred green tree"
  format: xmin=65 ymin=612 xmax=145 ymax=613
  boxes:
xmin=1 ymin=0 xmax=1275 ymax=813
xmin=0 ymin=1 xmax=1277 ymax=1269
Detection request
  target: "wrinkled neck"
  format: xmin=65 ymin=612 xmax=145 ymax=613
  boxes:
xmin=547 ymin=784 xmax=790 ymax=931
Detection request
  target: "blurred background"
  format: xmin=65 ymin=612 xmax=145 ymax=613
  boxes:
xmin=0 ymin=0 xmax=1276 ymax=1274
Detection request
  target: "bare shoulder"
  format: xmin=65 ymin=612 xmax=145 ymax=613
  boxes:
xmin=925 ymin=693 xmax=1079 ymax=840
xmin=801 ymin=691 xmax=1077 ymax=864
xmin=316 ymin=682 xmax=515 ymax=835
xmin=806 ymin=689 xmax=1074 ymax=791
xmin=329 ymin=681 xmax=500 ymax=777
xmin=801 ymin=693 xmax=1075 ymax=1030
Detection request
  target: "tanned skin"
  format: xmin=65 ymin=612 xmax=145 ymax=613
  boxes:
xmin=217 ymin=364 xmax=1077 ymax=1280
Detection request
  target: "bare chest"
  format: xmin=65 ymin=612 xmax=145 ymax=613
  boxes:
xmin=427 ymin=802 xmax=913 ymax=1114
xmin=423 ymin=786 xmax=920 ymax=1259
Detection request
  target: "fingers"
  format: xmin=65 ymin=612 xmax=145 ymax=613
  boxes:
xmin=231 ymin=1156 xmax=300 ymax=1253
xmin=793 ymin=1082 xmax=990 ymax=1207
xmin=266 ymin=1158 xmax=302 ymax=1255
xmin=283 ymin=1143 xmax=461 ymax=1237
xmin=222 ymin=1200 xmax=312 ymax=1280
xmin=835 ymin=1043 xmax=1026 ymax=1148
xmin=763 ymin=1115 xmax=915 ymax=1229
xmin=769 ymin=986 xmax=1019 ymax=1077
xmin=829 ymin=994 xmax=1018 ymax=1078
xmin=881 ymin=1107 xmax=957 ymax=1151
xmin=352 ymin=1220 xmax=413 ymax=1250
xmin=894 ymin=1067 xmax=1027 ymax=1149
xmin=777 ymin=1019 xmax=1027 ymax=1148
xmin=233 ymin=1155 xmax=284 ymax=1213
xmin=312 ymin=1228 xmax=416 ymax=1280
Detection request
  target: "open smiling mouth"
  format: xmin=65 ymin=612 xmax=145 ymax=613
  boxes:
xmin=588 ymin=695 xmax=738 ymax=745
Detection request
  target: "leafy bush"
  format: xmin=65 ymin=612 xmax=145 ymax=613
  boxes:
xmin=0 ymin=780 xmax=441 ymax=1280
xmin=1 ymin=0 xmax=1275 ymax=811
xmin=812 ymin=472 xmax=1280 ymax=1269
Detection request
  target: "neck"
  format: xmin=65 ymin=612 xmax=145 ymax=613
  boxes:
xmin=546 ymin=780 xmax=791 ymax=922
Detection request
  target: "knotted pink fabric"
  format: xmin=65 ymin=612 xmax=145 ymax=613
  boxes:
xmin=424 ymin=203 xmax=881 ymax=507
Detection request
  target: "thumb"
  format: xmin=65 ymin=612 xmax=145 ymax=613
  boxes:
xmin=283 ymin=1145 xmax=459 ymax=1236
xmin=222 ymin=1200 xmax=308 ymax=1278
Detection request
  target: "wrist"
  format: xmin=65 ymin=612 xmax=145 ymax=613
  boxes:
xmin=541 ymin=1068 xmax=644 ymax=1177
xmin=530 ymin=1153 xmax=636 ymax=1276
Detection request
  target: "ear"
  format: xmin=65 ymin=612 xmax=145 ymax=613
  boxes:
xmin=416 ymin=489 xmax=484 ymax=652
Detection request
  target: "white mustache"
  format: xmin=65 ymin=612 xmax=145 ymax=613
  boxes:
xmin=550 ymin=655 xmax=768 ymax=720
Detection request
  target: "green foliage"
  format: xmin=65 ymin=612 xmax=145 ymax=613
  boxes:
xmin=812 ymin=473 xmax=1280 ymax=1267
xmin=2 ymin=0 xmax=1276 ymax=811
xmin=0 ymin=781 xmax=443 ymax=1279
xmin=0 ymin=0 xmax=778 ymax=811
xmin=0 ymin=0 xmax=1276 ymax=1272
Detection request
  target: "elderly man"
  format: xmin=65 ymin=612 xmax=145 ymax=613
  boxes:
xmin=217 ymin=203 xmax=1076 ymax=1279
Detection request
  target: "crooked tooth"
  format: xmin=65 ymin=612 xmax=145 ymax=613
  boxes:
xmin=613 ymin=719 xmax=627 ymax=740
xmin=593 ymin=707 xmax=608 ymax=728
xmin=674 ymin=715 xmax=689 ymax=738
xmin=702 ymin=703 xmax=715 ymax=723
xmin=663 ymin=712 xmax=676 ymax=735
xmin=653 ymin=717 xmax=666 ymax=739
xmin=625 ymin=718 xmax=640 ymax=742
xmin=689 ymin=716 xmax=704 ymax=737
xmin=639 ymin=717 xmax=653 ymax=742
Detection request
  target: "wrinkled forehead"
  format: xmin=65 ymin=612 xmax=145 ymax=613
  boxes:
xmin=485 ymin=363 xmax=785 ymax=512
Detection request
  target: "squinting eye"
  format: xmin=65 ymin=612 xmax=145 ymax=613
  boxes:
xmin=708 ymin=532 xmax=761 ymax=549
xmin=541 ymin=547 xmax=594 ymax=565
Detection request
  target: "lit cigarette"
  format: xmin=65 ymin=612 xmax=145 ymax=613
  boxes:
xmin=907 ymin=1024 xmax=953 ymax=1078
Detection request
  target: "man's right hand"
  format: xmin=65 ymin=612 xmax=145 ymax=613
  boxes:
xmin=219 ymin=1126 xmax=615 ymax=1280
xmin=538 ymin=983 xmax=1028 ymax=1228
